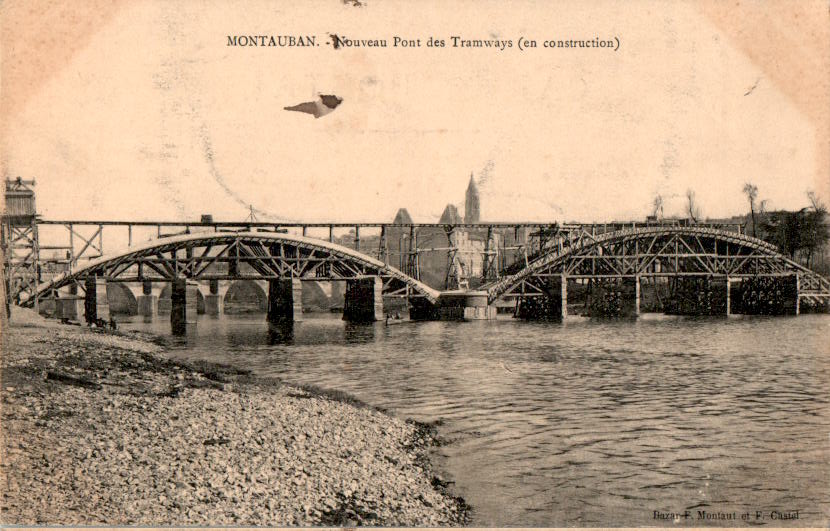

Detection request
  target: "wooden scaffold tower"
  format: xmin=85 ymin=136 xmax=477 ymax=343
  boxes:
xmin=2 ymin=178 xmax=40 ymax=314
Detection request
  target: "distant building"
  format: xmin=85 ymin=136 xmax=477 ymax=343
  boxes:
xmin=439 ymin=204 xmax=463 ymax=225
xmin=464 ymin=174 xmax=480 ymax=224
xmin=390 ymin=173 xmax=517 ymax=289
xmin=392 ymin=208 xmax=413 ymax=225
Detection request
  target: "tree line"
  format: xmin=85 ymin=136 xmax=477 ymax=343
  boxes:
xmin=650 ymin=186 xmax=829 ymax=273
xmin=742 ymin=185 xmax=828 ymax=271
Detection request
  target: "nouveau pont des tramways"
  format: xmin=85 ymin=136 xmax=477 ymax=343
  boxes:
xmin=329 ymin=35 xmax=619 ymax=51
xmin=328 ymin=35 xmax=516 ymax=49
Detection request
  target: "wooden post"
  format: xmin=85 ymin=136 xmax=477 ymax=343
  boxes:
xmin=725 ymin=277 xmax=731 ymax=316
xmin=381 ymin=226 xmax=388 ymax=265
xmin=399 ymin=234 xmax=405 ymax=271
xmin=635 ymin=275 xmax=641 ymax=316
xmin=409 ymin=226 xmax=416 ymax=278
xmin=484 ymin=226 xmax=494 ymax=281
xmin=561 ymin=273 xmax=568 ymax=319
xmin=412 ymin=228 xmax=418 ymax=279
xmin=32 ymin=220 xmax=39 ymax=314
xmin=795 ymin=274 xmax=800 ymax=315
xmin=68 ymin=224 xmax=74 ymax=271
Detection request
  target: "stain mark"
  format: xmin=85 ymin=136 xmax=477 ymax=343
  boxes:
xmin=329 ymin=33 xmax=342 ymax=49
xmin=342 ymin=0 xmax=364 ymax=6
xmin=477 ymin=159 xmax=495 ymax=188
xmin=284 ymin=94 xmax=343 ymax=119
xmin=1 ymin=0 xmax=128 ymax=119
xmin=744 ymin=77 xmax=761 ymax=96
xmin=199 ymin=124 xmax=295 ymax=221
xmin=660 ymin=138 xmax=679 ymax=180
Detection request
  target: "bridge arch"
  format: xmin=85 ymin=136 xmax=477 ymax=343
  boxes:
xmin=106 ymin=283 xmax=138 ymax=315
xmin=223 ymin=280 xmax=268 ymax=313
xmin=157 ymin=283 xmax=207 ymax=314
xmin=29 ymin=231 xmax=440 ymax=305
xmin=484 ymin=226 xmax=830 ymax=306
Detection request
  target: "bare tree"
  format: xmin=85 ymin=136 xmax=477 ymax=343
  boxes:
xmin=807 ymin=189 xmax=825 ymax=212
xmin=652 ymin=193 xmax=664 ymax=220
xmin=685 ymin=189 xmax=700 ymax=223
xmin=743 ymin=183 xmax=758 ymax=236
xmin=804 ymin=190 xmax=828 ymax=268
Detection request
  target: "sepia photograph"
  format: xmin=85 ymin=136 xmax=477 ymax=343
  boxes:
xmin=1 ymin=0 xmax=829 ymax=528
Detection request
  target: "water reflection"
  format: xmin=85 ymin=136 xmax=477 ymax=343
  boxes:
xmin=118 ymin=312 xmax=830 ymax=527
xmin=343 ymin=322 xmax=377 ymax=344
xmin=267 ymin=322 xmax=294 ymax=345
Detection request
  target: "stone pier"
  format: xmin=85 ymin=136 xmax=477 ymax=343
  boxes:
xmin=461 ymin=291 xmax=497 ymax=320
xmin=343 ymin=277 xmax=383 ymax=323
xmin=205 ymin=295 xmax=223 ymax=315
xmin=136 ymin=281 xmax=157 ymax=317
xmin=205 ymin=280 xmax=223 ymax=315
xmin=408 ymin=296 xmax=438 ymax=321
xmin=84 ymin=277 xmax=109 ymax=324
xmin=267 ymin=278 xmax=303 ymax=323
xmin=171 ymin=279 xmax=199 ymax=334
xmin=428 ymin=291 xmax=496 ymax=321
xmin=137 ymin=295 xmax=158 ymax=317
xmin=56 ymin=295 xmax=84 ymax=321
xmin=37 ymin=295 xmax=56 ymax=317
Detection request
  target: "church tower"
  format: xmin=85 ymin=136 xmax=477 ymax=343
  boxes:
xmin=464 ymin=173 xmax=480 ymax=223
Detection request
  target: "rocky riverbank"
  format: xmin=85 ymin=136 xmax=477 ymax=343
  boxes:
xmin=0 ymin=309 xmax=469 ymax=526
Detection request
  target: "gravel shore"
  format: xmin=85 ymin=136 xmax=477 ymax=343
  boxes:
xmin=0 ymin=310 xmax=469 ymax=526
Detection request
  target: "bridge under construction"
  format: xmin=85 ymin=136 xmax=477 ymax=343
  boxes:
xmin=4 ymin=179 xmax=829 ymax=332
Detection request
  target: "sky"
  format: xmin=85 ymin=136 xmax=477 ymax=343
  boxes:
xmin=2 ymin=0 xmax=828 ymax=224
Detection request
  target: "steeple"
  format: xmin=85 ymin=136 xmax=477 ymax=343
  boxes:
xmin=464 ymin=172 xmax=480 ymax=223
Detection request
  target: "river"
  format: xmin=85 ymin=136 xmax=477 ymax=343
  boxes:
xmin=120 ymin=312 xmax=830 ymax=527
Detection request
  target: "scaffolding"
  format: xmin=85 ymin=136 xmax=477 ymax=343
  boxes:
xmin=2 ymin=178 xmax=40 ymax=313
